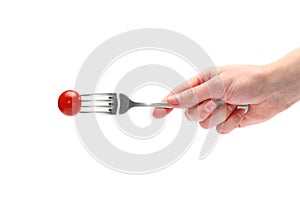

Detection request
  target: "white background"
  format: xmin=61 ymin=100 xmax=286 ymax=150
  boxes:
xmin=1 ymin=0 xmax=300 ymax=199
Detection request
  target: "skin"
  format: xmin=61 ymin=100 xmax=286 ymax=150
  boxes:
xmin=153 ymin=48 xmax=300 ymax=134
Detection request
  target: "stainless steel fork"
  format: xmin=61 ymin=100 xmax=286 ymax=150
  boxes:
xmin=80 ymin=93 xmax=172 ymax=115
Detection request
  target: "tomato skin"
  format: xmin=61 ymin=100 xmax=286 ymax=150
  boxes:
xmin=58 ymin=90 xmax=82 ymax=116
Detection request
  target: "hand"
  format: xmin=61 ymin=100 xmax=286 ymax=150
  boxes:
xmin=153 ymin=55 xmax=300 ymax=134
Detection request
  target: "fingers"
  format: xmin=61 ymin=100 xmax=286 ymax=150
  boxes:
xmin=153 ymin=68 xmax=217 ymax=118
xmin=152 ymin=107 xmax=171 ymax=119
xmin=167 ymin=83 xmax=210 ymax=108
xmin=152 ymin=96 xmax=173 ymax=119
xmin=185 ymin=100 xmax=217 ymax=121
xmin=153 ymin=80 xmax=213 ymax=118
xmin=216 ymin=109 xmax=246 ymax=134
xmin=169 ymin=67 xmax=218 ymax=95
xmin=199 ymin=104 xmax=236 ymax=128
xmin=167 ymin=75 xmax=225 ymax=108
xmin=185 ymin=100 xmax=236 ymax=130
xmin=153 ymin=68 xmax=220 ymax=118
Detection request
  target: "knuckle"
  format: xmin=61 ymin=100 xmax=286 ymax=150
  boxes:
xmin=178 ymin=93 xmax=185 ymax=105
xmin=183 ymin=88 xmax=197 ymax=105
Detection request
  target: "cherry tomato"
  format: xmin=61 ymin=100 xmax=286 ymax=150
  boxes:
xmin=58 ymin=90 xmax=82 ymax=116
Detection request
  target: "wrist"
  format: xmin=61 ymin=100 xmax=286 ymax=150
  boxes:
xmin=264 ymin=60 xmax=300 ymax=110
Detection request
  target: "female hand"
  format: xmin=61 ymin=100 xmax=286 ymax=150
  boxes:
xmin=153 ymin=49 xmax=300 ymax=133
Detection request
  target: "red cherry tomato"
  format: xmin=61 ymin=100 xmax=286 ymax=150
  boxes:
xmin=58 ymin=90 xmax=82 ymax=116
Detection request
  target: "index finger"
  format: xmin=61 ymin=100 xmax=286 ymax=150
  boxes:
xmin=169 ymin=67 xmax=218 ymax=95
xmin=153 ymin=67 xmax=219 ymax=118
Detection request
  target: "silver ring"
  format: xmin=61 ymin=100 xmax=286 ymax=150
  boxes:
xmin=236 ymin=105 xmax=249 ymax=114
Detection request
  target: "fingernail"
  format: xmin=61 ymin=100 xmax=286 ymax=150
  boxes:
xmin=152 ymin=108 xmax=167 ymax=119
xmin=184 ymin=110 xmax=192 ymax=121
xmin=204 ymin=101 xmax=217 ymax=113
xmin=167 ymin=95 xmax=179 ymax=105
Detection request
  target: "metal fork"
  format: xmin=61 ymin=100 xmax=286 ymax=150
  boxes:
xmin=80 ymin=93 xmax=172 ymax=115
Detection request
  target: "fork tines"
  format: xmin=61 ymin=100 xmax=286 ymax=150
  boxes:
xmin=80 ymin=93 xmax=118 ymax=115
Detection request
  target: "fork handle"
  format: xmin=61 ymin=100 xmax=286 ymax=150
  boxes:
xmin=133 ymin=102 xmax=173 ymax=108
xmin=133 ymin=101 xmax=249 ymax=113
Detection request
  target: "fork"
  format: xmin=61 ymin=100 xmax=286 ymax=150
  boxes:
xmin=80 ymin=93 xmax=172 ymax=115
xmin=58 ymin=90 xmax=248 ymax=116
